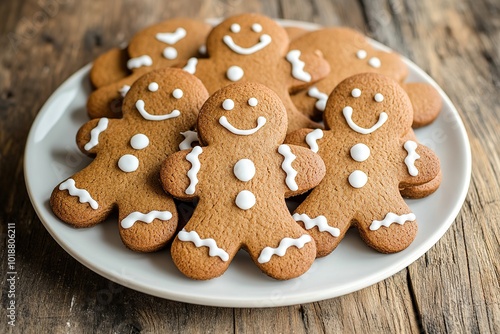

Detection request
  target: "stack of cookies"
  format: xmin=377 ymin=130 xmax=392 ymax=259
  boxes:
xmin=50 ymin=13 xmax=441 ymax=280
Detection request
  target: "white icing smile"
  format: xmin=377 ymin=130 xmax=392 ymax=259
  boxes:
xmin=136 ymin=100 xmax=180 ymax=121
xmin=219 ymin=116 xmax=266 ymax=135
xmin=223 ymin=34 xmax=272 ymax=55
xmin=342 ymin=106 xmax=387 ymax=134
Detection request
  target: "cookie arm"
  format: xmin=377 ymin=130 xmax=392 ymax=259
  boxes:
xmin=286 ymin=50 xmax=330 ymax=93
xmin=402 ymin=82 xmax=442 ymax=128
xmin=281 ymin=144 xmax=326 ymax=198
xmin=160 ymin=147 xmax=202 ymax=200
xmin=285 ymin=128 xmax=319 ymax=149
xmin=398 ymin=136 xmax=441 ymax=187
xmin=90 ymin=47 xmax=131 ymax=89
xmin=76 ymin=117 xmax=111 ymax=155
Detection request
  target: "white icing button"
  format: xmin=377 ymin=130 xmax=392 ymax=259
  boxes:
xmin=356 ymin=50 xmax=367 ymax=59
xmin=222 ymin=99 xmax=235 ymax=111
xmin=118 ymin=154 xmax=139 ymax=172
xmin=198 ymin=44 xmax=207 ymax=55
xmin=230 ymin=23 xmax=241 ymax=33
xmin=252 ymin=23 xmax=262 ymax=33
xmin=163 ymin=46 xmax=178 ymax=60
xmin=172 ymin=88 xmax=183 ymax=99
xmin=369 ymin=57 xmax=381 ymax=68
xmin=351 ymin=88 xmax=362 ymax=98
xmin=234 ymin=159 xmax=255 ymax=182
xmin=374 ymin=93 xmax=384 ymax=102
xmin=227 ymin=65 xmax=244 ymax=82
xmin=148 ymin=82 xmax=159 ymax=92
xmin=348 ymin=170 xmax=368 ymax=188
xmin=235 ymin=190 xmax=256 ymax=210
xmin=350 ymin=143 xmax=370 ymax=162
xmin=248 ymin=97 xmax=258 ymax=107
xmin=130 ymin=134 xmax=149 ymax=150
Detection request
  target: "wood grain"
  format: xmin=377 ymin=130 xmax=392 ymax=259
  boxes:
xmin=0 ymin=0 xmax=498 ymax=333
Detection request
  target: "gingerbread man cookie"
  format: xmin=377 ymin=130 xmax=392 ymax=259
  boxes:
xmin=181 ymin=13 xmax=330 ymax=133
xmin=51 ymin=68 xmax=209 ymax=252
xmin=285 ymin=73 xmax=440 ymax=256
xmin=87 ymin=18 xmax=211 ymax=119
xmin=290 ymin=27 xmax=442 ymax=128
xmin=90 ymin=47 xmax=130 ymax=89
xmin=161 ymin=82 xmax=326 ymax=280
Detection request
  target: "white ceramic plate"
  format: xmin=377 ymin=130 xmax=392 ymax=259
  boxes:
xmin=24 ymin=20 xmax=471 ymax=307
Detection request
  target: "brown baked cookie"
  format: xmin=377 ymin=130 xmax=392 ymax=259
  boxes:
xmin=290 ymin=27 xmax=442 ymax=127
xmin=401 ymin=170 xmax=442 ymax=198
xmin=87 ymin=18 xmax=211 ymax=119
xmin=285 ymin=73 xmax=440 ymax=257
xmin=181 ymin=13 xmax=330 ymax=133
xmin=50 ymin=68 xmax=209 ymax=252
xmin=90 ymin=47 xmax=130 ymax=89
xmin=402 ymin=82 xmax=443 ymax=128
xmin=160 ymin=82 xmax=326 ymax=280
xmin=284 ymin=26 xmax=308 ymax=41
xmin=399 ymin=129 xmax=442 ymax=198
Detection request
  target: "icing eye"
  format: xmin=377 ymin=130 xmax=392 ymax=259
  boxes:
xmin=252 ymin=23 xmax=262 ymax=33
xmin=374 ymin=93 xmax=384 ymax=102
xmin=356 ymin=50 xmax=367 ymax=59
xmin=351 ymin=88 xmax=361 ymax=98
xmin=172 ymin=88 xmax=183 ymax=99
xmin=369 ymin=57 xmax=381 ymax=68
xmin=248 ymin=97 xmax=258 ymax=107
xmin=230 ymin=23 xmax=241 ymax=33
xmin=148 ymin=82 xmax=159 ymax=92
xmin=222 ymin=99 xmax=235 ymax=111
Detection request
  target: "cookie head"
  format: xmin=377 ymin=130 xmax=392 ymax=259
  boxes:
xmin=122 ymin=68 xmax=208 ymax=128
xmin=197 ymin=82 xmax=288 ymax=145
xmin=350 ymin=43 xmax=407 ymax=83
xmin=207 ymin=13 xmax=288 ymax=59
xmin=324 ymin=73 xmax=413 ymax=135
xmin=127 ymin=18 xmax=210 ymax=71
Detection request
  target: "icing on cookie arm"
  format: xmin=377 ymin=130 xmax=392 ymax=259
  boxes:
xmin=281 ymin=144 xmax=326 ymax=198
xmin=160 ymin=147 xmax=202 ymax=200
xmin=286 ymin=51 xmax=330 ymax=93
xmin=399 ymin=135 xmax=441 ymax=187
xmin=76 ymin=118 xmax=111 ymax=155
xmin=285 ymin=128 xmax=325 ymax=152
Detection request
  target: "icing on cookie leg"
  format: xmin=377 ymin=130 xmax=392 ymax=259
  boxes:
xmin=59 ymin=179 xmax=99 ymax=210
xmin=177 ymin=229 xmax=229 ymax=261
xmin=258 ymin=235 xmax=312 ymax=264
xmin=121 ymin=210 xmax=173 ymax=229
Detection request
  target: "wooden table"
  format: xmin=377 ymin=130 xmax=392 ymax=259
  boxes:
xmin=1 ymin=0 xmax=498 ymax=332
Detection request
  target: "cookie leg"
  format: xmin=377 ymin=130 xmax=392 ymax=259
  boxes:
xmin=355 ymin=197 xmax=418 ymax=253
xmin=170 ymin=211 xmax=240 ymax=280
xmin=292 ymin=191 xmax=354 ymax=257
xmin=50 ymin=177 xmax=113 ymax=227
xmin=246 ymin=218 xmax=316 ymax=280
xmin=118 ymin=186 xmax=178 ymax=253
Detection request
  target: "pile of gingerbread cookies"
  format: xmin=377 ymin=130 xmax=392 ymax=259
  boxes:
xmin=49 ymin=13 xmax=441 ymax=280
